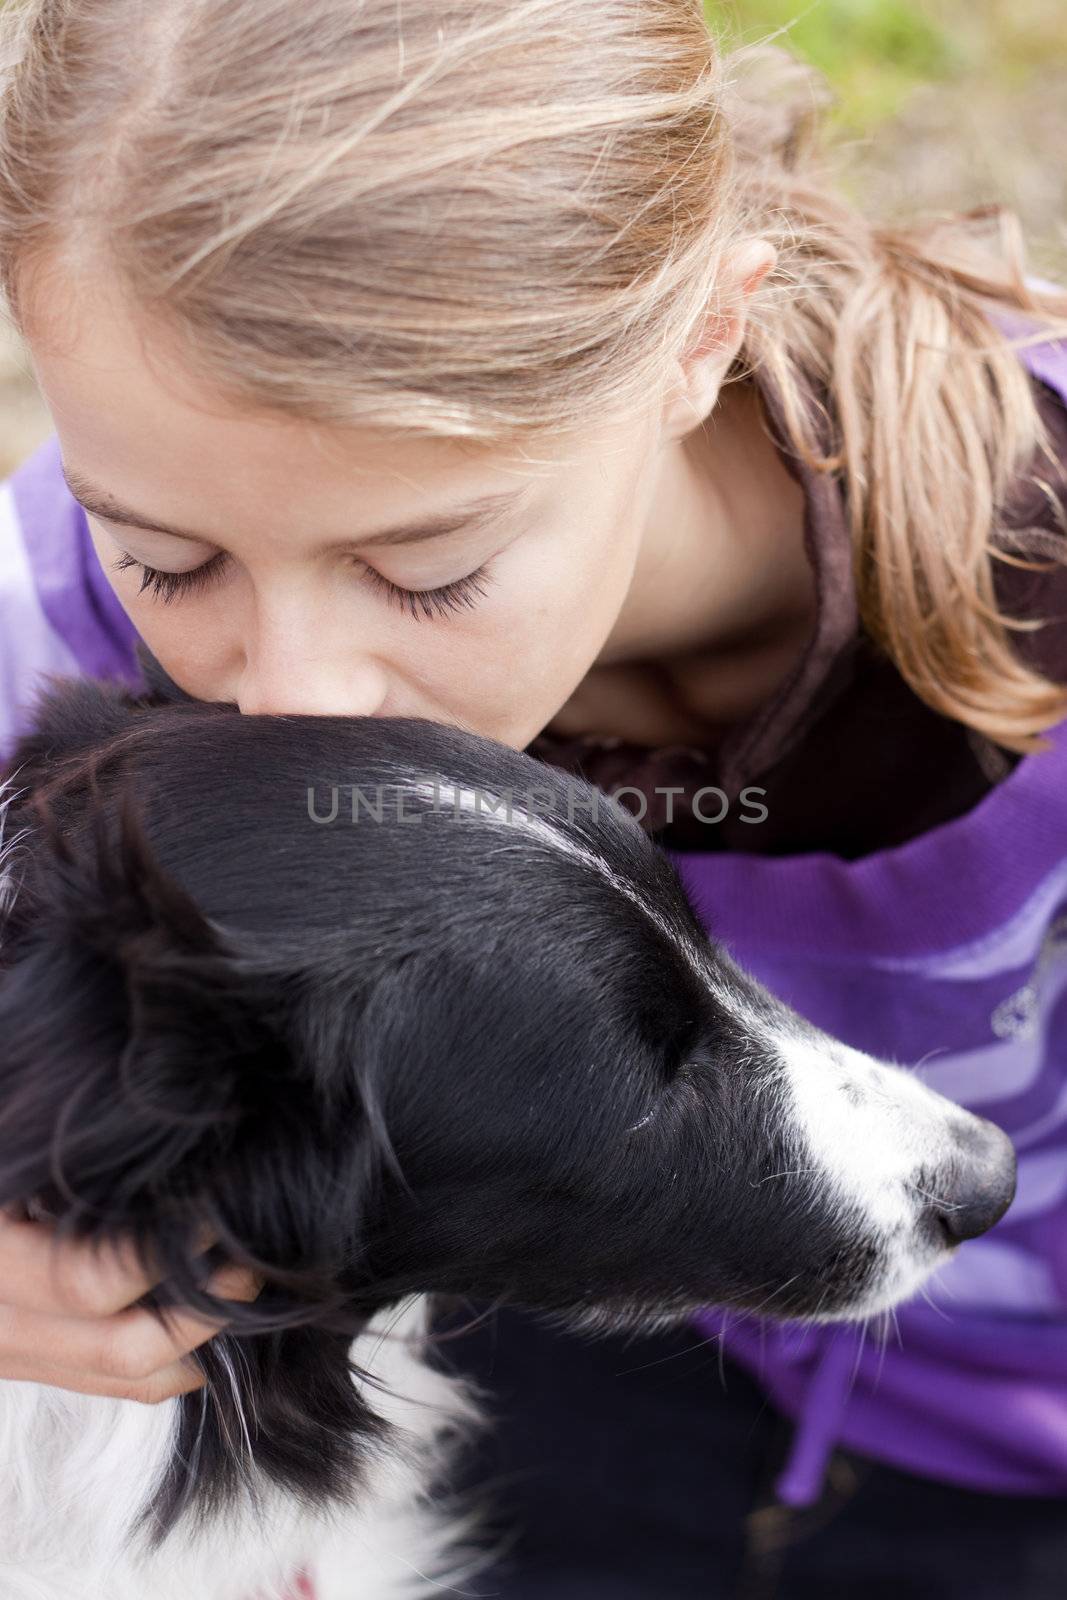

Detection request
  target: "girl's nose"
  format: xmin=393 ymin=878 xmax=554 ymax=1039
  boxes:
xmin=236 ymin=652 xmax=390 ymax=719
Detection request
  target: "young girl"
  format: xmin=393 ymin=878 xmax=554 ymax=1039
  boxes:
xmin=0 ymin=1 xmax=1065 ymax=1595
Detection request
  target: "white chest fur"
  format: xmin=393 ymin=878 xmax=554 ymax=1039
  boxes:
xmin=0 ymin=1297 xmax=482 ymax=1600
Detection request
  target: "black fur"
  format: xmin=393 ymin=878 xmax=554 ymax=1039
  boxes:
xmin=0 ymin=679 xmax=870 ymax=1540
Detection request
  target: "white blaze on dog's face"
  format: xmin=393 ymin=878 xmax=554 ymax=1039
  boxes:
xmin=735 ymin=1018 xmax=1016 ymax=1322
xmin=382 ymin=768 xmax=1017 ymax=1329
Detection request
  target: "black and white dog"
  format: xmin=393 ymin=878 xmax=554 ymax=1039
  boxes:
xmin=0 ymin=679 xmax=1015 ymax=1600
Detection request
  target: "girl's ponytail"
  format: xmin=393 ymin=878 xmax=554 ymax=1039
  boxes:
xmin=726 ymin=44 xmax=1067 ymax=753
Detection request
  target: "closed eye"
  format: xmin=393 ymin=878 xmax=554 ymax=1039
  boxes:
xmin=112 ymin=550 xmax=230 ymax=604
xmin=111 ymin=550 xmax=495 ymax=620
xmin=361 ymin=561 xmax=494 ymax=620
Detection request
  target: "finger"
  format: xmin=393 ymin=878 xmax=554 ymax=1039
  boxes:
xmin=0 ymin=1264 xmax=262 ymax=1386
xmin=0 ymin=1349 xmax=208 ymax=1405
xmin=0 ymin=1215 xmax=219 ymax=1319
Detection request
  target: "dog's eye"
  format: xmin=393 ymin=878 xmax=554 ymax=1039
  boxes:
xmin=663 ymin=1046 xmax=704 ymax=1085
xmin=628 ymin=1047 xmax=706 ymax=1134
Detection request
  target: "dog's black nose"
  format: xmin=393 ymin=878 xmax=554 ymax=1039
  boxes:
xmin=936 ymin=1118 xmax=1017 ymax=1243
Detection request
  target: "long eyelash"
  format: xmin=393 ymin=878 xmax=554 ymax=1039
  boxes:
xmin=112 ymin=550 xmax=230 ymax=605
xmin=112 ymin=549 xmax=494 ymax=619
xmin=361 ymin=563 xmax=494 ymax=621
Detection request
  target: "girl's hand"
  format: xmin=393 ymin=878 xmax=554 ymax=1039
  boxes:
xmin=0 ymin=1213 xmax=260 ymax=1404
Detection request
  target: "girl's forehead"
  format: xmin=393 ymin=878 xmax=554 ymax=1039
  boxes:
xmin=22 ymin=258 xmax=651 ymax=535
xmin=21 ymin=256 xmax=546 ymax=494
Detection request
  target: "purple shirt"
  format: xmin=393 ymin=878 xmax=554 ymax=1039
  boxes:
xmin=0 ymin=434 xmax=143 ymax=762
xmin=3 ymin=349 xmax=1067 ymax=1508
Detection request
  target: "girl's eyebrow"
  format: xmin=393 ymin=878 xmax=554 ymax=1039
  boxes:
xmin=61 ymin=464 xmax=532 ymax=549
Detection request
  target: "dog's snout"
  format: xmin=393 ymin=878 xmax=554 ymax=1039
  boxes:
xmin=935 ymin=1118 xmax=1017 ymax=1244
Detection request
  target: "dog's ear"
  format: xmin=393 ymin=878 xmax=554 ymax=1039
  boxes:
xmin=1 ymin=672 xmax=232 ymax=907
xmin=0 ymin=776 xmax=272 ymax=1229
xmin=0 ymin=772 xmax=362 ymax=1297
xmin=0 ymin=772 xmax=397 ymax=1535
xmin=4 ymin=650 xmax=211 ymax=797
xmin=2 ymin=675 xmax=145 ymax=791
xmin=1 ymin=679 xmax=142 ymax=925
xmin=0 ymin=678 xmax=155 ymax=951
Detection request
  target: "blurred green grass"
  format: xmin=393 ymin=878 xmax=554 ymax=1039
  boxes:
xmin=713 ymin=0 xmax=951 ymax=125
xmin=713 ymin=0 xmax=1067 ymax=127
xmin=711 ymin=0 xmax=1067 ymax=270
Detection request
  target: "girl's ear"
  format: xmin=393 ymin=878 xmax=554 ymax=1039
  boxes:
xmin=659 ymin=237 xmax=778 ymax=442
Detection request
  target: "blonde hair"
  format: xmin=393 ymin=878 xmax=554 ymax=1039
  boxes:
xmin=0 ymin=0 xmax=1065 ymax=751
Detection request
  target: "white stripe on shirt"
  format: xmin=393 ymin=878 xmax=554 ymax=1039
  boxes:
xmin=0 ymin=479 xmax=79 ymax=767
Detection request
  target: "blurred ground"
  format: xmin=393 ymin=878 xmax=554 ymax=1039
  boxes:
xmin=0 ymin=0 xmax=1064 ymax=479
xmin=717 ymin=0 xmax=1067 ymax=272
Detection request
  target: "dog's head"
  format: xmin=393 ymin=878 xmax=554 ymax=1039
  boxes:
xmin=0 ymin=679 xmax=1015 ymax=1535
